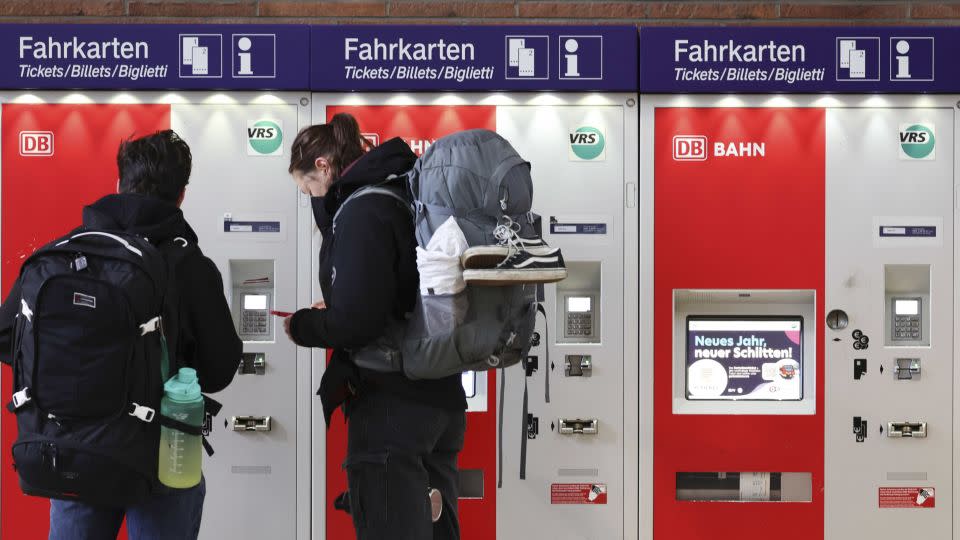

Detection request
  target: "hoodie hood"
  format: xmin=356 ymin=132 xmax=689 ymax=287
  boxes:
xmin=82 ymin=193 xmax=198 ymax=244
xmin=312 ymin=137 xmax=417 ymax=230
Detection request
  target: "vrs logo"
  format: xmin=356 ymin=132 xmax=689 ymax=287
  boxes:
xmin=569 ymin=126 xmax=606 ymax=161
xmin=247 ymin=120 xmax=283 ymax=156
xmin=899 ymin=123 xmax=935 ymax=160
xmin=19 ymin=131 xmax=54 ymax=157
xmin=672 ymin=136 xmax=707 ymax=161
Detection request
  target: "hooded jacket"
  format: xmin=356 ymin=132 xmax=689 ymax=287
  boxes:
xmin=289 ymin=138 xmax=466 ymax=422
xmin=0 ymin=193 xmax=242 ymax=394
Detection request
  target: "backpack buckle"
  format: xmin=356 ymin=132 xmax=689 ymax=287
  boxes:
xmin=139 ymin=317 xmax=161 ymax=336
xmin=11 ymin=388 xmax=31 ymax=409
xmin=20 ymin=300 xmax=33 ymax=322
xmin=415 ymin=201 xmax=424 ymax=214
xmin=129 ymin=403 xmax=156 ymax=423
xmin=73 ymin=255 xmax=88 ymax=272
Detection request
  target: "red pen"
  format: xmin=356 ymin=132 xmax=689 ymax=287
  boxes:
xmin=270 ymin=310 xmax=294 ymax=318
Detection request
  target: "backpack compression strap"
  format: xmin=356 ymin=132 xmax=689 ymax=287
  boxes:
xmin=129 ymin=395 xmax=223 ymax=457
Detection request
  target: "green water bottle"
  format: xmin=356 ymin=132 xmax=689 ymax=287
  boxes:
xmin=158 ymin=368 xmax=204 ymax=488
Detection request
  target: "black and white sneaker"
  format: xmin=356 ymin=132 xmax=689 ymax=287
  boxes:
xmin=464 ymin=247 xmax=567 ymax=285
xmin=461 ymin=237 xmax=553 ymax=269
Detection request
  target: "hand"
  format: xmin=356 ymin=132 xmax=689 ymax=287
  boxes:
xmin=283 ymin=316 xmax=294 ymax=342
xmin=311 ymin=300 xmax=327 ymax=310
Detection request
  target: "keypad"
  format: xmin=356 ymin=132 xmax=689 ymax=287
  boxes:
xmin=241 ymin=310 xmax=269 ymax=336
xmin=893 ymin=315 xmax=921 ymax=340
xmin=566 ymin=313 xmax=593 ymax=337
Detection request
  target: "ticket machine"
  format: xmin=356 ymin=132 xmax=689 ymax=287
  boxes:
xmin=310 ymin=25 xmax=640 ymax=540
xmin=0 ymin=24 xmax=314 ymax=539
xmin=639 ymin=26 xmax=959 ymax=540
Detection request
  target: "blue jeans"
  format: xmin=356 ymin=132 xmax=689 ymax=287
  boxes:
xmin=48 ymin=477 xmax=206 ymax=540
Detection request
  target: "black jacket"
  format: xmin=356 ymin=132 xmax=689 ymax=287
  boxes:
xmin=289 ymin=138 xmax=466 ymax=423
xmin=0 ymin=193 xmax=242 ymax=394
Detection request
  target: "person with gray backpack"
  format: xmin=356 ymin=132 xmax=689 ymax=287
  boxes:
xmin=285 ymin=114 xmax=562 ymax=539
xmin=285 ymin=114 xmax=468 ymax=540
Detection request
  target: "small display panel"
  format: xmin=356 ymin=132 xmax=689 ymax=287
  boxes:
xmin=686 ymin=317 xmax=803 ymax=401
xmin=244 ymin=294 xmax=268 ymax=310
xmin=895 ymin=299 xmax=919 ymax=316
xmin=567 ymin=296 xmax=592 ymax=313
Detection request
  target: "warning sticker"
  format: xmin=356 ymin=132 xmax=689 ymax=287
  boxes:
xmin=879 ymin=487 xmax=935 ymax=508
xmin=551 ymin=483 xmax=607 ymax=505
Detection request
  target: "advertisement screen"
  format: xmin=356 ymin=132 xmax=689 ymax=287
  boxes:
xmin=686 ymin=317 xmax=803 ymax=401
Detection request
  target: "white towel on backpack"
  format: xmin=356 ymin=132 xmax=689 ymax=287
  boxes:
xmin=416 ymin=216 xmax=468 ymax=295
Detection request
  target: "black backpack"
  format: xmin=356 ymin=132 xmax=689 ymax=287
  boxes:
xmin=7 ymin=228 xmax=207 ymax=506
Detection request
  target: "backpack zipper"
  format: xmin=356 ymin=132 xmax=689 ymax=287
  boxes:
xmin=40 ymin=442 xmax=58 ymax=472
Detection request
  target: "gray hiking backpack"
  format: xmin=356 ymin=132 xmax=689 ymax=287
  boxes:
xmin=341 ymin=129 xmax=541 ymax=380
xmin=402 ymin=129 xmax=540 ymax=379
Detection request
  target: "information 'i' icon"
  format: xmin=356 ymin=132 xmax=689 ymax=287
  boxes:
xmin=564 ymin=38 xmax=580 ymax=77
xmin=238 ymin=37 xmax=253 ymax=76
xmin=895 ymin=39 xmax=911 ymax=79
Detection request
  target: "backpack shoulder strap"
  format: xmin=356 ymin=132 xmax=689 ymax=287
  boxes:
xmin=333 ymin=182 xmax=413 ymax=233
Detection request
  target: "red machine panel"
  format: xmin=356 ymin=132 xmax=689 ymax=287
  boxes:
xmin=324 ymin=105 xmax=498 ymax=540
xmin=653 ymin=108 xmax=826 ymax=539
xmin=1 ymin=103 xmax=171 ymax=539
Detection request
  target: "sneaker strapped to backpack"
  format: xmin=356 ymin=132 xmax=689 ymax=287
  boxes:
xmin=461 ymin=216 xmax=567 ymax=285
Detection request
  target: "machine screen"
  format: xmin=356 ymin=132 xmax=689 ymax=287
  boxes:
xmin=686 ymin=317 xmax=803 ymax=401
xmin=895 ymin=299 xmax=919 ymax=315
xmin=568 ymin=296 xmax=592 ymax=313
xmin=244 ymin=294 xmax=268 ymax=310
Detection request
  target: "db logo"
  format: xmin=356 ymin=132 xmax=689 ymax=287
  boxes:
xmin=20 ymin=131 xmax=54 ymax=157
xmin=673 ymin=135 xmax=707 ymax=161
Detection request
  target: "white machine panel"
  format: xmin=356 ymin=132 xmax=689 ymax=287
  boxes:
xmin=173 ymin=99 xmax=311 ymax=540
xmin=825 ymin=107 xmax=954 ymax=538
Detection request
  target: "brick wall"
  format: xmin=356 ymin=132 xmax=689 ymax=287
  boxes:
xmin=0 ymin=1 xmax=959 ymax=25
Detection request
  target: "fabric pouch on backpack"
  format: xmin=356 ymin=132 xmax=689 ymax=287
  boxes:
xmin=404 ymin=217 xmax=470 ymax=374
xmin=415 ymin=216 xmax=468 ymax=296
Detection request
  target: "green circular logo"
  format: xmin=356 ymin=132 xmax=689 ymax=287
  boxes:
xmin=571 ymin=127 xmax=605 ymax=160
xmin=900 ymin=124 xmax=935 ymax=159
xmin=249 ymin=120 xmax=283 ymax=155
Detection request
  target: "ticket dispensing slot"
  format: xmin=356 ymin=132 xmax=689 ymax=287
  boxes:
xmin=558 ymin=418 xmax=598 ymax=435
xmin=229 ymin=260 xmax=275 ymax=343
xmin=557 ymin=262 xmax=601 ymax=344
xmin=565 ymin=355 xmax=593 ymax=377
xmin=231 ymin=416 xmax=272 ymax=432
xmin=238 ymin=352 xmax=266 ymax=375
xmin=884 ymin=265 xmax=930 ymax=347
xmin=887 ymin=421 xmax=927 ymax=438
xmin=894 ymin=358 xmax=921 ymax=380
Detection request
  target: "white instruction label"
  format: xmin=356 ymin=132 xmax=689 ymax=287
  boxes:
xmin=739 ymin=472 xmax=771 ymax=501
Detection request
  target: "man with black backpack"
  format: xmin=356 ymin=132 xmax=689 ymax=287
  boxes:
xmin=0 ymin=130 xmax=242 ymax=539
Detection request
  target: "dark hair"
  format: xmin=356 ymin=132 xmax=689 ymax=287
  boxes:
xmin=288 ymin=113 xmax=372 ymax=178
xmin=117 ymin=129 xmax=192 ymax=203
